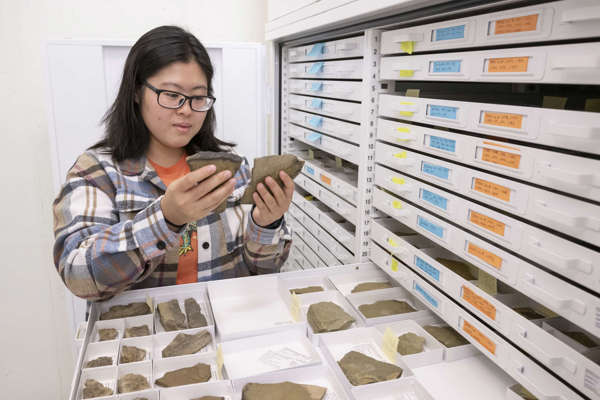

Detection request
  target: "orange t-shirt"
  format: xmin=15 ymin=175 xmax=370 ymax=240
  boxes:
xmin=149 ymin=153 xmax=198 ymax=285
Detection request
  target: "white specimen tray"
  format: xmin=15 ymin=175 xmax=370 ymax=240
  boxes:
xmin=346 ymin=287 xmax=431 ymax=326
xmin=327 ymin=263 xmax=397 ymax=296
xmin=351 ymin=377 xmax=435 ymax=400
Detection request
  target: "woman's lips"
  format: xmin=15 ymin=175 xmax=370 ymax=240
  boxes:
xmin=173 ymin=123 xmax=191 ymax=132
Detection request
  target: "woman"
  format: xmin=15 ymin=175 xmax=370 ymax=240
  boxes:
xmin=53 ymin=26 xmax=293 ymax=301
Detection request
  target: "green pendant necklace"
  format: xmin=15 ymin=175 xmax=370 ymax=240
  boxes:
xmin=178 ymin=222 xmax=197 ymax=256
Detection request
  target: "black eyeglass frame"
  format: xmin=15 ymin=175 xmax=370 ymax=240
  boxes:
xmin=143 ymin=81 xmax=216 ymax=112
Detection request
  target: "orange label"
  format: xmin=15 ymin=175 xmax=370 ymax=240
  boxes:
xmin=469 ymin=210 xmax=506 ymax=236
xmin=467 ymin=242 xmax=502 ymax=269
xmin=481 ymin=148 xmax=521 ymax=169
xmin=487 ymin=56 xmax=529 ymax=73
xmin=473 ymin=178 xmax=511 ymax=202
xmin=320 ymin=174 xmax=331 ymax=185
xmin=462 ymin=286 xmax=497 ymax=321
xmin=483 ymin=112 xmax=523 ymax=129
xmin=463 ymin=320 xmax=496 ymax=355
xmin=494 ymin=14 xmax=539 ymax=35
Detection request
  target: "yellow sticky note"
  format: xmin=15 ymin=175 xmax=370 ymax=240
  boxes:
xmin=399 ymin=111 xmax=414 ymax=116
xmin=392 ymin=200 xmax=403 ymax=209
xmin=391 ymin=177 xmax=405 ymax=185
xmin=382 ymin=327 xmax=400 ymax=362
xmin=399 ymin=70 xmax=414 ymax=77
xmin=290 ymin=293 xmax=301 ymax=322
xmin=335 ymin=156 xmax=343 ymax=169
xmin=396 ymin=127 xmax=411 ymax=133
xmin=393 ymin=151 xmax=407 ymax=159
xmin=390 ymin=258 xmax=399 ymax=272
xmin=387 ymin=238 xmax=398 ymax=248
xmin=400 ymin=41 xmax=414 ymax=54
xmin=308 ymin=149 xmax=315 ymax=160
xmin=216 ymin=345 xmax=224 ymax=379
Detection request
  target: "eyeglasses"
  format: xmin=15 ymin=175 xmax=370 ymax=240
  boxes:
xmin=143 ymin=81 xmax=216 ymax=112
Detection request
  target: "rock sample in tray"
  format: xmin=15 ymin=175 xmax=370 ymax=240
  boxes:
xmin=512 ymin=307 xmax=545 ymax=320
xmin=98 ymin=328 xmax=118 ymax=341
xmin=510 ymin=383 xmax=537 ymax=400
xmin=290 ymin=286 xmax=324 ymax=295
xmin=157 ymin=299 xmax=187 ymax=331
xmin=155 ymin=362 xmax=212 ymax=387
xmin=307 ymin=301 xmax=355 ymax=333
xmin=351 ymin=281 xmax=392 ymax=293
xmin=337 ymin=351 xmax=403 ymax=386
xmin=397 ymin=332 xmax=426 ymax=356
xmin=191 ymin=397 xmax=225 ymax=400
xmin=358 ymin=300 xmax=416 ymax=318
xmin=119 ymin=345 xmax=146 ymax=364
xmin=162 ymin=330 xmax=212 ymax=357
xmin=240 ymin=154 xmax=305 ymax=204
xmin=85 ymin=356 xmax=113 ymax=368
xmin=423 ymin=325 xmax=469 ymax=348
xmin=242 ymin=381 xmax=327 ymax=400
xmin=185 ymin=297 xmax=208 ymax=328
xmin=82 ymin=379 xmax=113 ymax=399
xmin=435 ymin=258 xmax=477 ymax=281
xmin=562 ymin=330 xmax=598 ymax=348
xmin=124 ymin=325 xmax=151 ymax=338
xmin=100 ymin=302 xmax=151 ymax=320
xmin=117 ymin=373 xmax=150 ymax=393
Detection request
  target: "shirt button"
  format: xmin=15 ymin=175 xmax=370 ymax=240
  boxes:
xmin=202 ymin=242 xmax=210 ymax=250
xmin=157 ymin=240 xmax=166 ymax=250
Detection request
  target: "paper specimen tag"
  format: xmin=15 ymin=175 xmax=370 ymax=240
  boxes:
xmin=481 ymin=148 xmax=521 ymax=169
xmin=320 ymin=174 xmax=332 ymax=185
xmin=290 ymin=293 xmax=301 ymax=322
xmin=216 ymin=345 xmax=224 ymax=379
xmin=335 ymin=156 xmax=343 ymax=168
xmin=400 ymin=41 xmax=414 ymax=54
xmin=469 ymin=210 xmax=506 ymax=236
xmin=391 ymin=177 xmax=406 ymax=185
xmin=494 ymin=14 xmax=539 ymax=35
xmin=405 ymin=89 xmax=420 ymax=97
xmin=146 ymin=295 xmax=153 ymax=311
xmin=463 ymin=320 xmax=496 ymax=355
xmin=258 ymin=347 xmax=313 ymax=369
xmin=462 ymin=286 xmax=497 ymax=320
xmin=473 ymin=178 xmax=511 ymax=202
xmin=308 ymin=149 xmax=315 ymax=159
xmin=467 ymin=242 xmax=502 ymax=269
xmin=382 ymin=328 xmax=400 ymax=362
xmin=483 ymin=112 xmax=523 ymax=129
xmin=434 ymin=24 xmax=465 ymax=41
xmin=487 ymin=56 xmax=529 ymax=73
xmin=399 ymin=70 xmax=414 ymax=77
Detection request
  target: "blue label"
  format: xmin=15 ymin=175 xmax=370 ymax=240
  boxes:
xmin=434 ymin=25 xmax=465 ymax=41
xmin=415 ymin=256 xmax=441 ymax=281
xmin=310 ymin=98 xmax=323 ymax=109
xmin=306 ymin=132 xmax=322 ymax=143
xmin=308 ymin=43 xmax=325 ymax=57
xmin=422 ymin=162 xmax=450 ymax=180
xmin=308 ymin=62 xmax=324 ymax=74
xmin=429 ymin=105 xmax=458 ymax=120
xmin=429 ymin=136 xmax=456 ymax=153
xmin=432 ymin=60 xmax=462 ymax=73
xmin=415 ymin=283 xmax=439 ymax=308
xmin=305 ymin=165 xmax=315 ymax=176
xmin=308 ymin=116 xmax=323 ymax=128
xmin=311 ymin=82 xmax=323 ymax=91
xmin=418 ymin=216 xmax=444 ymax=238
xmin=421 ymin=189 xmax=448 ymax=211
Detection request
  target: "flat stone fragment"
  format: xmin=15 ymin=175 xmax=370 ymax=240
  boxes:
xmin=563 ymin=331 xmax=598 ymax=348
xmin=359 ymin=300 xmax=416 ymax=318
xmin=124 ymin=325 xmax=151 ymax=338
xmin=307 ymin=301 xmax=355 ymax=333
xmin=120 ymin=345 xmax=146 ymax=364
xmin=510 ymin=383 xmax=537 ymax=400
xmin=118 ymin=373 xmax=150 ymax=393
xmin=185 ymin=298 xmax=208 ymax=328
xmin=241 ymin=154 xmax=305 ymax=204
xmin=155 ymin=363 xmax=211 ymax=387
xmin=351 ymin=281 xmax=392 ymax=293
xmin=397 ymin=332 xmax=425 ymax=356
xmin=423 ymin=325 xmax=469 ymax=348
xmin=242 ymin=382 xmax=327 ymax=400
xmin=290 ymin=286 xmax=324 ymax=295
xmin=338 ymin=351 xmax=403 ymax=386
xmin=82 ymin=379 xmax=113 ymax=399
xmin=85 ymin=356 xmax=113 ymax=368
xmin=191 ymin=397 xmax=225 ymax=400
xmin=98 ymin=328 xmax=118 ymax=341
xmin=512 ymin=307 xmax=545 ymax=320
xmin=100 ymin=302 xmax=151 ymax=320
xmin=158 ymin=299 xmax=187 ymax=331
xmin=162 ymin=330 xmax=212 ymax=358
xmin=435 ymin=258 xmax=477 ymax=281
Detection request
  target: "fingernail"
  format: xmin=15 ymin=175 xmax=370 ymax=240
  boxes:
xmin=208 ymin=165 xmax=216 ymax=172
xmin=222 ymin=170 xmax=232 ymax=178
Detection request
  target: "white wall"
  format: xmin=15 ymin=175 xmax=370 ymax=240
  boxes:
xmin=0 ymin=1 xmax=267 ymax=398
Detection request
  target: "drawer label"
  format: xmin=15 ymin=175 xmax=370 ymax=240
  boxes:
xmin=422 ymin=162 xmax=450 ymax=180
xmin=415 ymin=256 xmax=441 ymax=281
xmin=310 ymin=82 xmax=323 ymax=91
xmin=473 ymin=178 xmax=511 ymax=202
xmin=432 ymin=60 xmax=462 ymax=73
xmin=308 ymin=115 xmax=323 ymax=128
xmin=467 ymin=242 xmax=502 ymax=269
xmin=463 ymin=320 xmax=496 ymax=355
xmin=320 ymin=174 xmax=332 ymax=185
xmin=310 ymin=98 xmax=324 ymax=109
xmin=428 ymin=105 xmax=458 ymax=120
xmin=482 ymin=112 xmax=523 ymax=129
xmin=308 ymin=62 xmax=324 ymax=74
xmin=487 ymin=56 xmax=529 ymax=73
xmin=429 ymin=136 xmax=457 ymax=153
xmin=307 ymin=132 xmax=322 ymax=143
xmin=308 ymin=43 xmax=325 ymax=57
xmin=469 ymin=210 xmax=506 ymax=237
xmin=434 ymin=24 xmax=466 ymax=41
xmin=494 ymin=14 xmax=539 ymax=35
xmin=462 ymin=286 xmax=497 ymax=321
xmin=421 ymin=189 xmax=448 ymax=211
xmin=414 ymin=282 xmax=439 ymax=308
xmin=305 ymin=165 xmax=315 ymax=176
xmin=481 ymin=148 xmax=521 ymax=169
xmin=418 ymin=216 xmax=444 ymax=239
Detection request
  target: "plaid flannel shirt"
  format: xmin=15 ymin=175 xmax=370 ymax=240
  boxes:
xmin=53 ymin=149 xmax=291 ymax=301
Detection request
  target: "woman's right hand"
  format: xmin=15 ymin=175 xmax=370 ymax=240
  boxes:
xmin=161 ymin=165 xmax=236 ymax=226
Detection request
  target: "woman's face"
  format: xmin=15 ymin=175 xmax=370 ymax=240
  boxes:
xmin=140 ymin=61 xmax=209 ymax=152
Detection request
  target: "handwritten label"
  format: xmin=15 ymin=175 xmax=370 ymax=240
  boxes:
xmin=481 ymin=148 xmax=521 ymax=169
xmin=434 ymin=25 xmax=466 ymax=41
xmin=308 ymin=115 xmax=323 ymax=128
xmin=320 ymin=174 xmax=332 ymax=185
xmin=428 ymin=105 xmax=458 ymax=120
xmin=487 ymin=57 xmax=529 ymax=73
xmin=468 ymin=242 xmax=502 ymax=269
xmin=494 ymin=14 xmax=539 ymax=35
xmin=310 ymin=82 xmax=323 ymax=91
xmin=483 ymin=112 xmax=523 ymax=129
xmin=463 ymin=320 xmax=496 ymax=355
xmin=432 ymin=60 xmax=462 ymax=73
xmin=306 ymin=132 xmax=322 ymax=143
xmin=414 ymin=282 xmax=439 ymax=308
xmin=216 ymin=345 xmax=224 ymax=379
xmin=415 ymin=256 xmax=441 ymax=281
xmin=473 ymin=178 xmax=511 ymax=202
xmin=422 ymin=162 xmax=450 ymax=180
xmin=418 ymin=216 xmax=444 ymax=238
xmin=382 ymin=328 xmax=400 ymax=362
xmin=469 ymin=210 xmax=506 ymax=236
xmin=428 ymin=136 xmax=456 ymax=153
xmin=304 ymin=165 xmax=315 ymax=176
xmin=462 ymin=286 xmax=497 ymax=320
xmin=421 ymin=189 xmax=448 ymax=211
xmin=308 ymin=62 xmax=324 ymax=74
xmin=310 ymin=98 xmax=323 ymax=109
xmin=308 ymin=43 xmax=325 ymax=56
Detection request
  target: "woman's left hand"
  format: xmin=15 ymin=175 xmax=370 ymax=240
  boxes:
xmin=252 ymin=171 xmax=294 ymax=227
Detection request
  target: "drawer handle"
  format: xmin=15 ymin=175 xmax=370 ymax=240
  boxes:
xmin=392 ymin=33 xmax=424 ymax=43
xmin=544 ymin=121 xmax=600 ymax=140
xmin=534 ymin=200 xmax=600 ymax=232
xmin=539 ymin=161 xmax=600 ymax=188
xmin=529 ymin=238 xmax=593 ymax=274
xmin=561 ymin=6 xmax=600 ymax=23
xmin=515 ymin=325 xmax=577 ymax=375
xmin=522 ymin=273 xmax=587 ymax=315
xmin=551 ymin=57 xmax=600 ymax=70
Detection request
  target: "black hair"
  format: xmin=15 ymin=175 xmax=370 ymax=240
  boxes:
xmin=92 ymin=25 xmax=234 ymax=161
